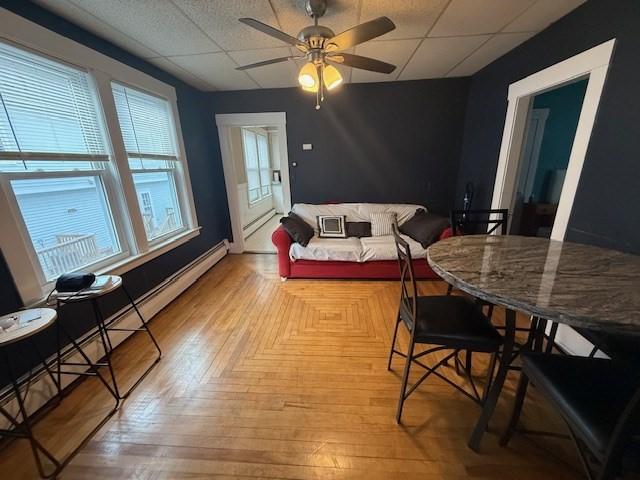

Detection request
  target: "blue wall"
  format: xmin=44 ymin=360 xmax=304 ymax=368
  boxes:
xmin=530 ymin=79 xmax=588 ymax=202
xmin=456 ymin=0 xmax=640 ymax=254
xmin=0 ymin=0 xmax=231 ymax=385
xmin=210 ymin=78 xmax=470 ymax=216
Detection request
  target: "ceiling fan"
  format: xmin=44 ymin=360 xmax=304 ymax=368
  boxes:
xmin=236 ymin=0 xmax=396 ymax=109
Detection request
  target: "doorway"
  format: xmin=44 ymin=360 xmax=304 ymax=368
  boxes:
xmin=490 ymin=39 xmax=614 ymax=241
xmin=216 ymin=112 xmax=292 ymax=253
xmin=510 ymin=79 xmax=588 ymax=237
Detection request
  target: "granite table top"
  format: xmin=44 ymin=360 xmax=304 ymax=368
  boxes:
xmin=427 ymin=235 xmax=640 ymax=334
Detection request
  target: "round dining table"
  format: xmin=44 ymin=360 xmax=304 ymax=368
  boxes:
xmin=426 ymin=234 xmax=640 ymax=451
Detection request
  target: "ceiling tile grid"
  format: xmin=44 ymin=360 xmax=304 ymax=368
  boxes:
xmin=31 ymin=0 xmax=586 ymax=91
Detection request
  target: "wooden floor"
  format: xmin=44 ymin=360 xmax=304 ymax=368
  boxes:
xmin=0 ymin=254 xmax=582 ymax=479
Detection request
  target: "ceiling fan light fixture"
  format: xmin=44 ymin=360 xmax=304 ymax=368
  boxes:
xmin=298 ymin=62 xmax=318 ymax=91
xmin=323 ymin=64 xmax=343 ymax=90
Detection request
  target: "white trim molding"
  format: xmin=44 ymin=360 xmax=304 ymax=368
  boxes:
xmin=490 ymin=39 xmax=616 ymax=240
xmin=215 ymin=112 xmax=292 ymax=253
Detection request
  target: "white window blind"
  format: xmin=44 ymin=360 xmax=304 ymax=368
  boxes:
xmin=113 ymin=82 xmax=185 ymax=241
xmin=112 ymin=83 xmax=178 ymax=164
xmin=0 ymin=42 xmax=108 ymax=162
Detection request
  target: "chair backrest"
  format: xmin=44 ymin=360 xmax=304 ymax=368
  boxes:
xmin=392 ymin=225 xmax=418 ymax=329
xmin=450 ymin=209 xmax=508 ymax=235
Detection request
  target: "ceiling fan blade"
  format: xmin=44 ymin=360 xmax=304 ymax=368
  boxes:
xmin=325 ymin=17 xmax=395 ymax=52
xmin=328 ymin=53 xmax=396 ymax=74
xmin=236 ymin=56 xmax=300 ymax=71
xmin=239 ymin=18 xmax=307 ymax=51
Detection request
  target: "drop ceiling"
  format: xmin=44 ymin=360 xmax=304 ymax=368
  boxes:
xmin=33 ymin=0 xmax=585 ymax=91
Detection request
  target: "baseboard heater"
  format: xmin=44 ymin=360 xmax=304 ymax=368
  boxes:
xmin=0 ymin=239 xmax=229 ymax=429
xmin=243 ymin=209 xmax=276 ymax=238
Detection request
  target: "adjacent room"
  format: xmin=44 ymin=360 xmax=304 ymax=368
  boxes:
xmin=0 ymin=1 xmax=638 ymax=479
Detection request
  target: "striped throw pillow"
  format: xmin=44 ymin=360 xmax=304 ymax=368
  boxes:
xmin=370 ymin=212 xmax=397 ymax=237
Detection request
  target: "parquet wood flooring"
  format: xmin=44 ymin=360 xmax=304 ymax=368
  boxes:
xmin=0 ymin=254 xmax=580 ymax=479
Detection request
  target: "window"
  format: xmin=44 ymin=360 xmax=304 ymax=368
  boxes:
xmin=112 ymin=83 xmax=184 ymax=241
xmin=0 ymin=41 xmax=124 ymax=282
xmin=241 ymin=128 xmax=271 ymax=204
xmin=0 ymin=38 xmax=198 ymax=302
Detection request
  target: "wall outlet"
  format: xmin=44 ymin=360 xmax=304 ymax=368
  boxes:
xmin=302 ymin=143 xmax=312 ymax=151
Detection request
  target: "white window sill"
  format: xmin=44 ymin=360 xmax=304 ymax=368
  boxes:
xmin=27 ymin=227 xmax=202 ymax=308
xmin=101 ymin=227 xmax=202 ymax=277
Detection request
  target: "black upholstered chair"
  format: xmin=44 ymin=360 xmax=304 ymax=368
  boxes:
xmin=388 ymin=225 xmax=503 ymax=423
xmin=501 ymin=352 xmax=640 ymax=480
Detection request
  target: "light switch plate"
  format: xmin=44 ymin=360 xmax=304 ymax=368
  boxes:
xmin=302 ymin=143 xmax=312 ymax=151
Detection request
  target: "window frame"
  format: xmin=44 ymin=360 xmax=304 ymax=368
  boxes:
xmin=241 ymin=127 xmax=272 ymax=206
xmin=0 ymin=11 xmax=200 ymax=305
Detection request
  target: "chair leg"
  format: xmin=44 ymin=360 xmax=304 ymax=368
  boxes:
xmin=387 ymin=312 xmax=402 ymax=371
xmin=483 ymin=352 xmax=498 ymax=403
xmin=446 ymin=284 xmax=453 ymax=296
xmin=500 ymin=372 xmax=530 ymax=446
xmin=545 ymin=322 xmax=559 ymax=354
xmin=465 ymin=351 xmax=473 ymax=376
xmin=396 ymin=336 xmax=416 ymax=424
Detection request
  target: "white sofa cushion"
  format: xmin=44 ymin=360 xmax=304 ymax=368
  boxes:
xmin=370 ymin=211 xmax=397 ymax=237
xmin=289 ymin=236 xmax=362 ymax=262
xmin=287 ymin=203 xmax=431 ymax=263
xmin=360 ymin=234 xmax=428 ymax=262
xmin=291 ymin=203 xmax=426 ymax=234
xmin=289 ymin=233 xmax=427 ymax=263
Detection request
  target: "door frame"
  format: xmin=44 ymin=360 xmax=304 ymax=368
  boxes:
xmin=490 ymin=39 xmax=615 ymax=240
xmin=519 ymin=108 xmax=549 ymax=202
xmin=216 ymin=112 xmax=292 ymax=253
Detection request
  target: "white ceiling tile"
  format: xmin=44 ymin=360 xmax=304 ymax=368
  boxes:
xmin=503 ymin=0 xmax=586 ymax=33
xmin=399 ymin=35 xmax=490 ymax=80
xmin=168 ymin=53 xmax=258 ymax=91
xmin=359 ymin=0 xmax=449 ymax=40
xmin=430 ymin=0 xmax=535 ymax=37
xmin=60 ymin=0 xmax=220 ymax=56
xmin=447 ymin=32 xmax=535 ymax=77
xmin=34 ymin=0 xmax=160 ymax=58
xmin=174 ymin=0 xmax=284 ymax=51
xmin=34 ymin=0 xmax=589 ymax=88
xmin=352 ymin=39 xmax=420 ymax=83
xmin=146 ymin=57 xmax=214 ymax=91
xmin=228 ymin=48 xmax=300 ymax=88
xmin=271 ymin=0 xmax=359 ymax=40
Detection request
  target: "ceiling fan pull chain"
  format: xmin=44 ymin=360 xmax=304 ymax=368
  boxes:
xmin=320 ymin=64 xmax=325 ymax=103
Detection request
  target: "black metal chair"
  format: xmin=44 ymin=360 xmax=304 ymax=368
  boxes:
xmin=447 ymin=208 xmax=508 ymax=300
xmin=449 ymin=208 xmax=509 ymax=236
xmin=501 ymin=352 xmax=640 ymax=480
xmin=388 ymin=225 xmax=503 ymax=423
xmin=447 ymin=209 xmax=509 ymax=374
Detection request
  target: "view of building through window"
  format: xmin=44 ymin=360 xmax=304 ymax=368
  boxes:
xmin=11 ymin=175 xmax=121 ymax=281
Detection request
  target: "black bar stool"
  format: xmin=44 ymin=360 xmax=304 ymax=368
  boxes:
xmin=54 ymin=274 xmax=161 ymax=409
xmin=0 ymin=308 xmax=62 ymax=478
